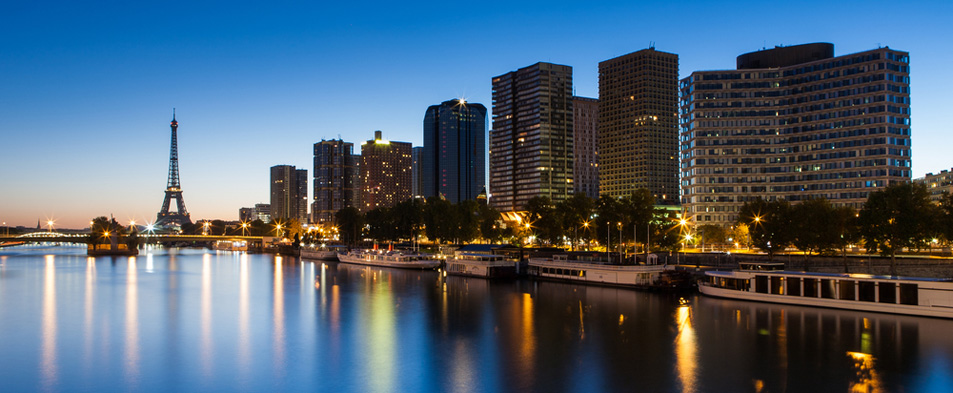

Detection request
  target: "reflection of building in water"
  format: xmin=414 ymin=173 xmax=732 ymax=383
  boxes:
xmin=695 ymin=296 xmax=935 ymax=392
xmin=847 ymin=351 xmax=883 ymax=392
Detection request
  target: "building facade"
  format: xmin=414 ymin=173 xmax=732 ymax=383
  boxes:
xmin=680 ymin=43 xmax=911 ymax=226
xmin=412 ymin=146 xmax=423 ymax=198
xmin=598 ymin=48 xmax=680 ymax=203
xmin=254 ymin=203 xmax=271 ymax=223
xmin=360 ymin=131 xmax=413 ymax=212
xmin=573 ymin=96 xmax=599 ymax=199
xmin=914 ymin=169 xmax=953 ymax=203
xmin=490 ymin=62 xmax=573 ymax=212
xmin=270 ymin=165 xmax=308 ymax=223
xmin=312 ymin=139 xmax=360 ymax=223
xmin=422 ymin=99 xmax=487 ymax=203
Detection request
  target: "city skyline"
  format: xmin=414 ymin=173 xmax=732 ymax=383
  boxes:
xmin=3 ymin=1 xmax=952 ymax=228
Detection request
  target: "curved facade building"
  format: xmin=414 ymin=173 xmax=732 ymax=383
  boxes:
xmin=680 ymin=44 xmax=911 ymax=226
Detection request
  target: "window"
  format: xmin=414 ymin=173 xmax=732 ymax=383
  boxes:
xmin=878 ymin=282 xmax=896 ymax=304
xmin=858 ymin=281 xmax=876 ymax=302
xmin=839 ymin=280 xmax=856 ymax=301
xmin=770 ymin=276 xmax=784 ymax=295
xmin=755 ymin=276 xmax=768 ymax=293
xmin=787 ymin=277 xmax=801 ymax=296
xmin=899 ymin=284 xmax=918 ymax=305
xmin=821 ymin=279 xmax=836 ymax=299
xmin=803 ymin=278 xmax=818 ymax=297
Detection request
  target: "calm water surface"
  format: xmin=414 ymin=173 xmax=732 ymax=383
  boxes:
xmin=1 ymin=245 xmax=952 ymax=392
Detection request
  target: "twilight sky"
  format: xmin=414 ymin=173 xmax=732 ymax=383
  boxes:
xmin=2 ymin=0 xmax=951 ymax=228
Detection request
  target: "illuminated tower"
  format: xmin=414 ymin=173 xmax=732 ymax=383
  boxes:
xmin=155 ymin=109 xmax=192 ymax=228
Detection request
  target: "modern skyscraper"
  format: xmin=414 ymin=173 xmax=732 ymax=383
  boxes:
xmin=598 ymin=48 xmax=680 ymax=203
xmin=573 ymin=96 xmax=599 ymax=199
xmin=312 ymin=139 xmax=360 ymax=223
xmin=270 ymin=165 xmax=308 ymax=223
xmin=422 ymin=99 xmax=487 ymax=203
xmin=680 ymin=43 xmax=911 ymax=226
xmin=490 ymin=62 xmax=573 ymax=212
xmin=361 ymin=131 xmax=412 ymax=212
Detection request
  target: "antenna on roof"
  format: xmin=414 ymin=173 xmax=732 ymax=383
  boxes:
xmin=649 ymin=41 xmax=655 ymax=49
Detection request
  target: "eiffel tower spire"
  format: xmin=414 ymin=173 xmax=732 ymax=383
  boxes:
xmin=155 ymin=109 xmax=192 ymax=228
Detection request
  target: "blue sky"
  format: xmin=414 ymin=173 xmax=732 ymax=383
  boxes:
xmin=2 ymin=1 xmax=951 ymax=228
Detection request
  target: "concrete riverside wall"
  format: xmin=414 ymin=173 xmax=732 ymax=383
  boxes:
xmin=676 ymin=253 xmax=953 ymax=279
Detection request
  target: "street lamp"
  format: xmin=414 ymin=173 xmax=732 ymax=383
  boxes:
xmin=241 ymin=222 xmax=249 ymax=236
xmin=583 ymin=221 xmax=590 ymax=251
xmin=203 ymin=221 xmax=210 ymax=236
xmin=47 ymin=220 xmax=55 ymax=233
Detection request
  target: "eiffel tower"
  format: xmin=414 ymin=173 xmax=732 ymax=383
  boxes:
xmin=155 ymin=109 xmax=192 ymax=229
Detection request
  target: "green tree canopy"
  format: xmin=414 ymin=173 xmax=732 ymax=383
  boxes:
xmin=858 ymin=182 xmax=939 ymax=274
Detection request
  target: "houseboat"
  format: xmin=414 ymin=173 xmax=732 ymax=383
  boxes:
xmin=699 ymin=262 xmax=953 ymax=318
xmin=445 ymin=253 xmax=516 ymax=278
xmin=526 ymin=254 xmax=693 ymax=290
xmin=337 ymin=249 xmax=441 ymax=270
xmin=300 ymin=244 xmax=346 ymax=261
xmin=213 ymin=240 xmax=248 ymax=252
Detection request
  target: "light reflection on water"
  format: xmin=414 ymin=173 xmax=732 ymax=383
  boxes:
xmin=0 ymin=246 xmax=952 ymax=392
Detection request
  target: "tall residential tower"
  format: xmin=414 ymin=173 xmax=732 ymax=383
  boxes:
xmin=598 ymin=48 xmax=680 ymax=203
xmin=422 ymin=99 xmax=487 ymax=203
xmin=270 ymin=165 xmax=308 ymax=223
xmin=361 ymin=131 xmax=412 ymax=212
xmin=312 ymin=139 xmax=360 ymax=223
xmin=490 ymin=62 xmax=573 ymax=211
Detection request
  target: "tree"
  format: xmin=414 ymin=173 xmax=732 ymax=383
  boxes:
xmin=791 ymin=198 xmax=840 ymax=256
xmin=477 ymin=204 xmax=504 ymax=244
xmin=423 ymin=197 xmax=455 ymax=244
xmin=858 ymin=182 xmax=939 ymax=275
xmin=738 ymin=198 xmax=793 ymax=259
xmin=594 ymin=195 xmax=623 ymax=250
xmin=696 ymin=224 xmax=728 ymax=249
xmin=557 ymin=193 xmax=594 ymax=250
xmin=335 ymin=207 xmax=364 ymax=246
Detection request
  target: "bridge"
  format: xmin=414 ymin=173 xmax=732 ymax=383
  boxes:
xmin=0 ymin=232 xmax=266 ymax=245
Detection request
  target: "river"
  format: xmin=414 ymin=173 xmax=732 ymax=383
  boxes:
xmin=1 ymin=245 xmax=951 ymax=392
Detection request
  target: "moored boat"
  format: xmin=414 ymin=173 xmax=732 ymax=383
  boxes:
xmin=337 ymin=249 xmax=441 ymax=270
xmin=699 ymin=262 xmax=953 ymax=318
xmin=445 ymin=253 xmax=516 ymax=278
xmin=300 ymin=244 xmax=346 ymax=261
xmin=527 ymin=254 xmax=693 ymax=290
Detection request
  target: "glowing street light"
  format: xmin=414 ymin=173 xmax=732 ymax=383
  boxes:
xmin=47 ymin=220 xmax=55 ymax=233
xmin=241 ymin=222 xmax=249 ymax=236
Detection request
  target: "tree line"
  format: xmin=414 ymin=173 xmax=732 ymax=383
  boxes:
xmin=739 ymin=182 xmax=950 ymax=273
xmin=333 ymin=190 xmax=689 ymax=253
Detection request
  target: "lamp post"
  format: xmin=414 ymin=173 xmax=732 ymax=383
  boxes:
xmin=241 ymin=222 xmax=249 ymax=236
xmin=606 ymin=221 xmax=610 ymax=262
xmin=47 ymin=220 xmax=55 ymax=233
xmin=618 ymin=222 xmax=623 ymax=263
xmin=583 ymin=221 xmax=590 ymax=251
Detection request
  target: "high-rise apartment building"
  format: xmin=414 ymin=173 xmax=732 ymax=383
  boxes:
xmin=312 ymin=139 xmax=360 ymax=223
xmin=573 ymin=96 xmax=599 ymax=199
xmin=598 ymin=48 xmax=680 ymax=203
xmin=913 ymin=169 xmax=953 ymax=203
xmin=270 ymin=165 xmax=308 ymax=223
xmin=680 ymin=43 xmax=911 ymax=226
xmin=422 ymin=99 xmax=487 ymax=203
xmin=361 ymin=131 xmax=412 ymax=212
xmin=490 ymin=62 xmax=573 ymax=212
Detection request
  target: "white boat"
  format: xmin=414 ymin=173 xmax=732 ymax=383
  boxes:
xmin=699 ymin=262 xmax=953 ymax=319
xmin=213 ymin=240 xmax=248 ymax=251
xmin=336 ymin=249 xmax=441 ymax=270
xmin=300 ymin=244 xmax=346 ymax=261
xmin=446 ymin=253 xmax=516 ymax=278
xmin=527 ymin=254 xmax=692 ymax=290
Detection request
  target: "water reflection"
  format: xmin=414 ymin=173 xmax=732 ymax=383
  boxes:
xmin=1 ymin=249 xmax=951 ymax=392
xmin=674 ymin=303 xmax=697 ymax=393
xmin=201 ymin=254 xmax=212 ymax=377
xmin=238 ymin=253 xmax=250 ymax=379
xmin=273 ymin=256 xmax=285 ymax=377
xmin=41 ymin=255 xmax=57 ymax=391
xmin=125 ymin=257 xmax=139 ymax=386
